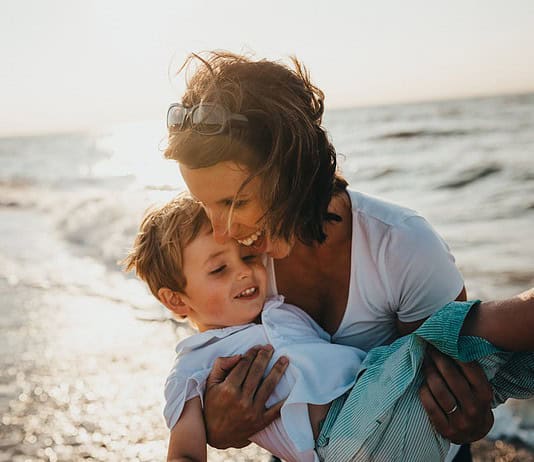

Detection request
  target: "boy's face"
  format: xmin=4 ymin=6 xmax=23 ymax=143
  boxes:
xmin=178 ymin=225 xmax=268 ymax=332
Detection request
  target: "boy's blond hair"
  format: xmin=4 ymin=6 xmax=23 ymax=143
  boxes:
xmin=122 ymin=192 xmax=210 ymax=299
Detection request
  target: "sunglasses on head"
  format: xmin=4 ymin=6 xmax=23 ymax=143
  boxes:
xmin=167 ymin=103 xmax=248 ymax=135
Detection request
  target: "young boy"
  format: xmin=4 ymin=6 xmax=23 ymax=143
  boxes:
xmin=124 ymin=193 xmax=534 ymax=462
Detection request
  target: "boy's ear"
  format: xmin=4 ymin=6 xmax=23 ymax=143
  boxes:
xmin=158 ymin=288 xmax=189 ymax=317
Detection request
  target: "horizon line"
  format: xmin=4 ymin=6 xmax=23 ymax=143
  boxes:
xmin=2 ymin=88 xmax=533 ymax=140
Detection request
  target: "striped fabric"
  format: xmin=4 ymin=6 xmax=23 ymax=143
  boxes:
xmin=317 ymin=300 xmax=534 ymax=462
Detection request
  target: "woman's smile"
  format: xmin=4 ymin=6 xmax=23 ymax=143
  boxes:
xmin=237 ymin=230 xmax=263 ymax=247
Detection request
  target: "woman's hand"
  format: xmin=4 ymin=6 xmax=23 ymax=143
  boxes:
xmin=203 ymin=345 xmax=289 ymax=449
xmin=419 ymin=345 xmax=494 ymax=444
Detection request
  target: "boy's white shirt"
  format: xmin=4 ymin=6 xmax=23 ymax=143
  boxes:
xmin=164 ymin=296 xmax=366 ymax=462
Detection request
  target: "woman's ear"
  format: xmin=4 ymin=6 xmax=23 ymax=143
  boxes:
xmin=158 ymin=287 xmax=189 ymax=317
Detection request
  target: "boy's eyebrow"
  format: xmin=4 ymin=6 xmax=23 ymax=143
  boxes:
xmin=203 ymin=249 xmax=227 ymax=266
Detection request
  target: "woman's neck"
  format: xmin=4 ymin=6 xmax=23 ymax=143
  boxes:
xmin=273 ymin=191 xmax=353 ymax=334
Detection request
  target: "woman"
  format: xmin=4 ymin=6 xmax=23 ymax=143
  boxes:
xmin=164 ymin=51 xmax=494 ymax=461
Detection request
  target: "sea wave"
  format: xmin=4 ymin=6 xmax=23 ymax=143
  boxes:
xmin=437 ymin=164 xmax=502 ymax=189
xmin=373 ymin=129 xmax=470 ymax=140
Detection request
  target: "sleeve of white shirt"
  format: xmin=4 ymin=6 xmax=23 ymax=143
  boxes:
xmin=163 ymin=367 xmax=208 ymax=430
xmin=383 ymin=215 xmax=465 ymax=323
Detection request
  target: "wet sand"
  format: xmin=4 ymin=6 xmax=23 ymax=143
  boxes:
xmin=473 ymin=440 xmax=534 ymax=462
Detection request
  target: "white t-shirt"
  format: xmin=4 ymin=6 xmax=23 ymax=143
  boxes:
xmin=268 ymin=189 xmax=464 ymax=351
xmin=267 ymin=189 xmax=465 ymax=460
xmin=164 ymin=297 xmax=366 ymax=462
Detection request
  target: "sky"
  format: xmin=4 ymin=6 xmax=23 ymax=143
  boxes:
xmin=1 ymin=0 xmax=534 ymax=136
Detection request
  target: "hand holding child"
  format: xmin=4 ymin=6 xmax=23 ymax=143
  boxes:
xmin=204 ymin=345 xmax=289 ymax=449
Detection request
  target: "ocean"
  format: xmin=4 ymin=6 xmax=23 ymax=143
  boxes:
xmin=1 ymin=92 xmax=533 ymax=461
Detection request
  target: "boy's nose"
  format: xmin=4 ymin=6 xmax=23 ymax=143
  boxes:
xmin=237 ymin=262 xmax=253 ymax=280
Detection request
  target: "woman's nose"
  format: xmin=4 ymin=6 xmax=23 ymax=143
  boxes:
xmin=211 ymin=214 xmax=239 ymax=244
xmin=212 ymin=219 xmax=229 ymax=243
xmin=204 ymin=209 xmax=228 ymax=243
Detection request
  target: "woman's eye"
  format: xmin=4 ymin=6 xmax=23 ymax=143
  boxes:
xmin=242 ymin=254 xmax=258 ymax=262
xmin=209 ymin=265 xmax=226 ymax=275
xmin=223 ymin=199 xmax=248 ymax=208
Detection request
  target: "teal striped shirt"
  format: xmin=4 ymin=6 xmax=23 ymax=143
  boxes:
xmin=317 ymin=300 xmax=534 ymax=462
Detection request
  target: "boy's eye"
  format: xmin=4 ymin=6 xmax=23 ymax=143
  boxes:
xmin=209 ymin=265 xmax=226 ymax=275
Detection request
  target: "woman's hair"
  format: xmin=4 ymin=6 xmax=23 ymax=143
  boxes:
xmin=122 ymin=193 xmax=210 ymax=300
xmin=164 ymin=51 xmax=347 ymax=244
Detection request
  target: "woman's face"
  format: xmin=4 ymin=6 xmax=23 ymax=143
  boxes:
xmin=180 ymin=161 xmax=292 ymax=258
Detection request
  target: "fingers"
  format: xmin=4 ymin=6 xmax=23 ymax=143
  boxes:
xmin=419 ymin=382 xmax=449 ymax=432
xmin=242 ymin=345 xmax=275 ymax=396
xmin=419 ymin=352 xmax=459 ymax=437
xmin=224 ymin=346 xmax=265 ymax=388
xmin=420 ymin=346 xmax=495 ymax=443
xmin=455 ymin=360 xmax=493 ymax=405
xmin=206 ymin=354 xmax=243 ymax=386
xmin=202 ymin=345 xmax=289 ymax=448
xmin=425 ymin=347 xmax=472 ymax=412
xmin=262 ymin=397 xmax=286 ymax=426
xmin=254 ymin=355 xmax=289 ymax=405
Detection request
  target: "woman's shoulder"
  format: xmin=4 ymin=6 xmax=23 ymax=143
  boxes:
xmin=346 ymin=189 xmax=421 ymax=228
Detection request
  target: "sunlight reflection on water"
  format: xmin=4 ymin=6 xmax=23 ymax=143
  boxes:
xmin=93 ymin=120 xmax=186 ymax=191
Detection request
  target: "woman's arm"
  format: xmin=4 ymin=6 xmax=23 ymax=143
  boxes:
xmin=167 ymin=397 xmax=206 ymax=462
xmin=461 ymin=288 xmax=534 ymax=350
xmin=396 ymin=287 xmax=468 ymax=336
xmin=203 ymin=345 xmax=289 ymax=449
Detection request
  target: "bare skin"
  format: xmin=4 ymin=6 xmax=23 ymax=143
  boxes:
xmin=203 ymin=192 xmax=493 ymax=449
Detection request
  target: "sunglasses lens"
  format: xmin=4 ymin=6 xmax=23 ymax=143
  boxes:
xmin=167 ymin=103 xmax=245 ymax=135
xmin=191 ymin=105 xmax=226 ymax=134
xmin=167 ymin=106 xmax=187 ymax=128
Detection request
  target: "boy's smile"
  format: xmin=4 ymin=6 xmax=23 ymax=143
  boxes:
xmin=176 ymin=225 xmax=267 ymax=332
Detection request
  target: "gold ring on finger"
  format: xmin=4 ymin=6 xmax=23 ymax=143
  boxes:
xmin=445 ymin=403 xmax=458 ymax=415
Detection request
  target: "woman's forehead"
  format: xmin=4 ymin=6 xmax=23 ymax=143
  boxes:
xmin=179 ymin=161 xmax=255 ymax=204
